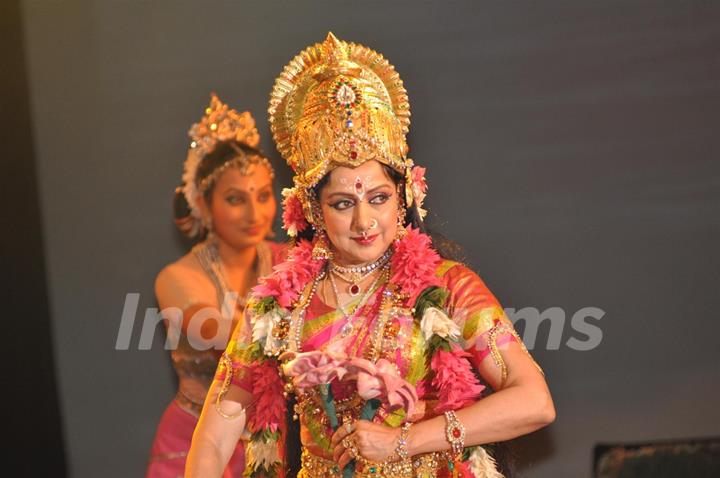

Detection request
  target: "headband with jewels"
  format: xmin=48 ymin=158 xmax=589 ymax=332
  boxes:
xmin=269 ymin=33 xmax=428 ymax=236
xmin=178 ymin=94 xmax=269 ymax=237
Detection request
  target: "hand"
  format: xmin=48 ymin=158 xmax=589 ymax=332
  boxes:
xmin=330 ymin=419 xmax=401 ymax=469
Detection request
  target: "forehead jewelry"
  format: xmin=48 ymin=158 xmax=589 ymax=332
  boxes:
xmin=339 ymin=175 xmax=374 ymax=200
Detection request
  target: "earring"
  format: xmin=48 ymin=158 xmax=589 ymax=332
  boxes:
xmin=395 ymin=204 xmax=408 ymax=240
xmin=204 ymin=216 xmax=217 ymax=242
xmin=312 ymin=228 xmax=333 ymax=260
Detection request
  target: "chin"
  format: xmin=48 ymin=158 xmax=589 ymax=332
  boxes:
xmin=224 ymin=234 xmax=265 ymax=250
xmin=344 ymin=243 xmax=389 ymax=264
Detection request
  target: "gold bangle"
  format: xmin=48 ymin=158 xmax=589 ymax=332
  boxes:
xmin=215 ymin=353 xmax=245 ymax=420
xmin=444 ymin=411 xmax=465 ymax=457
xmin=394 ymin=422 xmax=412 ymax=460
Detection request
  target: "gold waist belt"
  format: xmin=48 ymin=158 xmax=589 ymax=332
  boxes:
xmin=298 ymin=449 xmax=443 ymax=478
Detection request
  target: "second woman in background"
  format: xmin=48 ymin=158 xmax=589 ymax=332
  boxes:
xmin=146 ymin=95 xmax=286 ymax=477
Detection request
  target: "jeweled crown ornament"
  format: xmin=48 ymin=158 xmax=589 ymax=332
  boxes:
xmin=270 ymin=33 xmax=428 ymax=233
xmin=269 ymin=33 xmax=411 ymax=187
xmin=181 ymin=94 xmax=261 ymax=234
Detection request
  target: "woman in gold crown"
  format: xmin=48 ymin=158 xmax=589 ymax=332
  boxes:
xmin=147 ymin=95 xmax=286 ymax=477
xmin=186 ymin=34 xmax=555 ymax=478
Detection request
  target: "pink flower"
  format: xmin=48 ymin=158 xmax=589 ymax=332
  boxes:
xmin=411 ymin=166 xmax=427 ymax=194
xmin=431 ymin=348 xmax=485 ymax=413
xmin=391 ymin=227 xmax=441 ymax=305
xmin=411 ymin=166 xmax=428 ymax=218
xmin=281 ymin=188 xmax=308 ymax=237
xmin=248 ymin=359 xmax=286 ymax=433
xmin=281 ymin=350 xmax=348 ymax=391
xmin=345 ymin=357 xmax=418 ymax=418
xmin=253 ymin=240 xmax=322 ymax=308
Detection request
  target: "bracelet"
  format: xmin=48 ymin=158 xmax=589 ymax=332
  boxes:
xmin=342 ymin=427 xmax=414 ymax=476
xmin=215 ymin=354 xmax=245 ymax=420
xmin=394 ymin=422 xmax=412 ymax=460
xmin=443 ymin=410 xmax=466 ymax=457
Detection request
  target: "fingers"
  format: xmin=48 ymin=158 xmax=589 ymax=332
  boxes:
xmin=330 ymin=420 xmax=355 ymax=448
xmin=332 ymin=433 xmax=351 ymax=462
xmin=337 ymin=447 xmax=354 ymax=470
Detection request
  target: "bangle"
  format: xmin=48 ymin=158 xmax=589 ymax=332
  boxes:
xmin=443 ymin=410 xmax=465 ymax=457
xmin=394 ymin=422 xmax=412 ymax=460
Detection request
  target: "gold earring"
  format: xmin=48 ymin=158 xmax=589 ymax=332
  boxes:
xmin=395 ymin=203 xmax=408 ymax=240
xmin=312 ymin=228 xmax=333 ymax=260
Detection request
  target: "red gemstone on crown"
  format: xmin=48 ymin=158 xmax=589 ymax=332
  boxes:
xmin=350 ymin=151 xmax=358 ymax=159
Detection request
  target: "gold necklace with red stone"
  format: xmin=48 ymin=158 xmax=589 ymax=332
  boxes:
xmin=329 ymin=247 xmax=393 ymax=297
xmin=329 ymin=262 xmax=388 ymax=337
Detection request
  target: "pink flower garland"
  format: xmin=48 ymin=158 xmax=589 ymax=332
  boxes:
xmin=252 ymin=239 xmax=323 ymax=308
xmin=391 ymin=226 xmax=442 ymax=306
xmin=248 ymin=359 xmax=286 ymax=433
xmin=431 ymin=347 xmax=486 ymax=413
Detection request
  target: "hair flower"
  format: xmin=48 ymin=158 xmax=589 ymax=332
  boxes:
xmin=281 ymin=187 xmax=309 ymax=237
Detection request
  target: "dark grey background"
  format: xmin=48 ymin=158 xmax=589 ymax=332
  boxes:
xmin=19 ymin=0 xmax=720 ymax=476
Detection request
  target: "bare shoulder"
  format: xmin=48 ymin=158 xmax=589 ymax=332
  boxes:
xmin=155 ymin=252 xmax=213 ymax=307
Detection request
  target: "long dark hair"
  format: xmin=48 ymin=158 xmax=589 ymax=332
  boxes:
xmin=285 ymin=163 xmax=515 ymax=477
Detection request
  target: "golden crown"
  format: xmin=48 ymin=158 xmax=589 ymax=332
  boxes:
xmin=180 ymin=94 xmax=266 ymax=237
xmin=269 ymin=32 xmax=411 ymax=190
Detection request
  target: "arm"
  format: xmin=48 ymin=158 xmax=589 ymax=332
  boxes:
xmin=185 ymin=314 xmax=256 ymax=477
xmin=332 ymin=264 xmax=555 ymax=466
xmin=332 ymin=331 xmax=554 ymax=465
xmin=155 ymin=264 xmax=235 ymax=350
xmin=185 ymin=379 xmax=253 ymax=477
xmin=407 ymin=336 xmax=555 ymax=455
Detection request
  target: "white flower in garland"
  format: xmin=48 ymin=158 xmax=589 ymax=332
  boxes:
xmin=469 ymin=446 xmax=505 ymax=478
xmin=246 ymin=438 xmax=281 ymax=471
xmin=420 ymin=306 xmax=461 ymax=341
xmin=252 ymin=308 xmax=288 ymax=355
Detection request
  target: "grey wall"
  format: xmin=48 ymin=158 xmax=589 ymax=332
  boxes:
xmin=21 ymin=1 xmax=720 ymax=476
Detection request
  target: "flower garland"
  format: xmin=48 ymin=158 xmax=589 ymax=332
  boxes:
xmin=239 ymin=226 xmax=502 ymax=477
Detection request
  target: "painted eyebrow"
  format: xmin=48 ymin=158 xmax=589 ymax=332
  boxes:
xmin=326 ymin=184 xmax=393 ymax=199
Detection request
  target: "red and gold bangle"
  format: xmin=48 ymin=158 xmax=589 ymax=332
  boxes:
xmin=444 ymin=410 xmax=466 ymax=457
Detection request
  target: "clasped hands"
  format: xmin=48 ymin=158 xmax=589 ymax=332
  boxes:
xmin=330 ymin=419 xmax=403 ymax=469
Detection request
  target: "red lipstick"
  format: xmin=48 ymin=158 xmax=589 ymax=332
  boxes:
xmin=351 ymin=234 xmax=378 ymax=246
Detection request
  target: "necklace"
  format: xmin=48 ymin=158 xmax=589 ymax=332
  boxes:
xmin=287 ymin=264 xmax=398 ymax=359
xmin=329 ymin=263 xmax=388 ymax=337
xmin=194 ymin=240 xmax=272 ymax=314
xmin=330 ymin=247 xmax=392 ymax=296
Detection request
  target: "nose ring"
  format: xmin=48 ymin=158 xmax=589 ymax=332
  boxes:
xmin=369 ymin=219 xmax=378 ymax=230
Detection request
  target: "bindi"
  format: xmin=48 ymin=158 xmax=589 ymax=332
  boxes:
xmin=338 ymin=175 xmax=374 ymax=200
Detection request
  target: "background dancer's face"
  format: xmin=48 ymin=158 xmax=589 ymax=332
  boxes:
xmin=318 ymin=160 xmax=399 ymax=265
xmin=202 ymin=163 xmax=276 ymax=249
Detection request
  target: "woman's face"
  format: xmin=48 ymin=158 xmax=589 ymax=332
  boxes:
xmin=318 ymin=160 xmax=399 ymax=265
xmin=202 ymin=163 xmax=276 ymax=250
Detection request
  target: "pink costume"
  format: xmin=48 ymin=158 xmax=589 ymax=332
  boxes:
xmin=216 ymin=233 xmax=542 ymax=477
